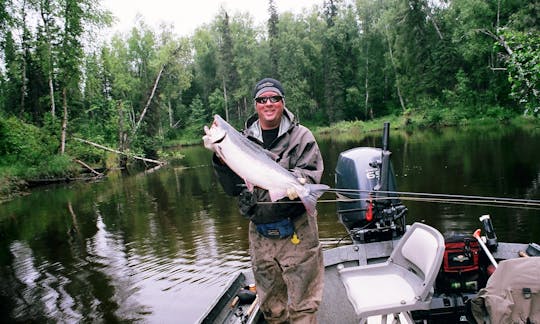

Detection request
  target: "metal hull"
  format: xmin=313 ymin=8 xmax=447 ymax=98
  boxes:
xmin=199 ymin=240 xmax=529 ymax=324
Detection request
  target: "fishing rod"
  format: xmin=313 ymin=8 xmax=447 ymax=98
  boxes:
xmin=317 ymin=196 xmax=540 ymax=210
xmin=258 ymin=198 xmax=540 ymax=210
xmin=256 ymin=188 xmax=540 ymax=210
xmin=320 ymin=187 xmax=540 ymax=209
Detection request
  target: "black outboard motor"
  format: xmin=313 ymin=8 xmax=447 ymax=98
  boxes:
xmin=335 ymin=122 xmax=407 ymax=243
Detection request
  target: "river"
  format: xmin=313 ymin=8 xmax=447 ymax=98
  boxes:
xmin=0 ymin=123 xmax=539 ymax=323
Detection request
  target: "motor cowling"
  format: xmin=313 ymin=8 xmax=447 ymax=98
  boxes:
xmin=335 ymin=147 xmax=406 ymax=243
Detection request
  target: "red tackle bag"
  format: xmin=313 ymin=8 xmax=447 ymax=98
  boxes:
xmin=436 ymin=234 xmax=484 ymax=292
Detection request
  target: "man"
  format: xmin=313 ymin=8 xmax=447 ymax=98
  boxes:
xmin=207 ymin=78 xmax=325 ymax=323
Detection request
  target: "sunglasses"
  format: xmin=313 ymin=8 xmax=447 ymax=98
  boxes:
xmin=255 ymin=95 xmax=283 ymax=104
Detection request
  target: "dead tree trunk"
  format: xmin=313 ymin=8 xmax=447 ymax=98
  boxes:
xmin=223 ymin=77 xmax=229 ymax=122
xmin=480 ymin=29 xmax=533 ymax=92
xmin=117 ymin=100 xmax=128 ymax=168
xmin=364 ymin=42 xmax=373 ymax=120
xmin=385 ymin=25 xmax=406 ymax=112
xmin=60 ymin=87 xmax=68 ymax=154
xmin=74 ymin=159 xmax=104 ymax=177
xmin=131 ymin=65 xmax=164 ymax=139
xmin=40 ymin=4 xmax=56 ymax=117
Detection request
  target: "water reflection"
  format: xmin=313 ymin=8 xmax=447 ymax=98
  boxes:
xmin=0 ymin=124 xmax=539 ymax=322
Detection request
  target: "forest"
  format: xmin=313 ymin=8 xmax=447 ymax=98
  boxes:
xmin=0 ymin=0 xmax=538 ymax=197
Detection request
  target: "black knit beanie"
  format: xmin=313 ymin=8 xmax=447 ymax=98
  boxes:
xmin=253 ymin=78 xmax=285 ymax=98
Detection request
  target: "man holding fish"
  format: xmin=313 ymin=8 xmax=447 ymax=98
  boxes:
xmin=203 ymin=78 xmax=326 ymax=323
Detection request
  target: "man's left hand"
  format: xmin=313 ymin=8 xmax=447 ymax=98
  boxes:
xmin=287 ymin=178 xmax=306 ymax=200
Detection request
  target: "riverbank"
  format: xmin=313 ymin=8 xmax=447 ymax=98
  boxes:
xmin=1 ymin=112 xmax=537 ymax=204
xmin=314 ymin=110 xmax=538 ymax=138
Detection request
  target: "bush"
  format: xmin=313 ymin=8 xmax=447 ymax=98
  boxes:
xmin=23 ymin=154 xmax=78 ymax=179
xmin=0 ymin=116 xmax=77 ymax=179
xmin=485 ymin=106 xmax=514 ymax=121
xmin=0 ymin=116 xmax=58 ymax=166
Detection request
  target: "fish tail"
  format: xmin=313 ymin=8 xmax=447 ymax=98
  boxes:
xmin=300 ymin=184 xmax=330 ymax=217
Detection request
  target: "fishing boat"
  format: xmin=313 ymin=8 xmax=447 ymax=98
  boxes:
xmin=199 ymin=123 xmax=539 ymax=324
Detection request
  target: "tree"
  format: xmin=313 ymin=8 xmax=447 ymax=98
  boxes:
xmin=268 ymin=0 xmax=279 ymax=77
xmin=275 ymin=13 xmax=321 ymax=122
xmin=36 ymin=0 xmax=60 ymax=118
xmin=224 ymin=12 xmax=263 ymax=123
xmin=321 ymin=0 xmax=343 ymax=123
xmin=1 ymin=0 xmax=539 ymax=181
xmin=216 ymin=9 xmax=239 ymax=122
xmin=58 ymin=0 xmax=85 ymax=154
xmin=156 ymin=28 xmax=192 ymax=132
xmin=500 ymin=2 xmax=540 ymax=115
xmin=499 ymin=30 xmax=540 ymax=115
xmin=191 ymin=28 xmax=220 ymax=108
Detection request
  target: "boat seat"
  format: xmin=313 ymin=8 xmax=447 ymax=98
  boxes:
xmin=339 ymin=222 xmax=445 ymax=324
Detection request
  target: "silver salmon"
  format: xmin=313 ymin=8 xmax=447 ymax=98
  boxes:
xmin=203 ymin=114 xmax=329 ymax=217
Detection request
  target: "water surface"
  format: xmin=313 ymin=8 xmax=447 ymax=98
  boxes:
xmin=0 ymin=124 xmax=539 ymax=323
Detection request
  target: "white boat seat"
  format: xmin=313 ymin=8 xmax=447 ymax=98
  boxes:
xmin=339 ymin=222 xmax=445 ymax=324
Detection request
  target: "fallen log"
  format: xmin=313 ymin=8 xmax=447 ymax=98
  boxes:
xmin=74 ymin=159 xmax=104 ymax=177
xmin=73 ymin=137 xmax=166 ymax=166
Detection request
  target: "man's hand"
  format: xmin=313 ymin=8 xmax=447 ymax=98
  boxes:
xmin=286 ymin=178 xmax=306 ymax=200
xmin=238 ymin=189 xmax=257 ymax=217
xmin=203 ymin=125 xmax=216 ymax=152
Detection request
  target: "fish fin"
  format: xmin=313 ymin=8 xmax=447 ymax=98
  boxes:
xmin=299 ymin=184 xmax=330 ymax=217
xmin=268 ymin=190 xmax=287 ymax=202
xmin=245 ymin=181 xmax=255 ymax=192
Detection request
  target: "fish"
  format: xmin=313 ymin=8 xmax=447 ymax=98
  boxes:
xmin=203 ymin=114 xmax=329 ymax=217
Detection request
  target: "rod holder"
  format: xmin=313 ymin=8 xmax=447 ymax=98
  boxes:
xmin=479 ymin=214 xmax=498 ymax=251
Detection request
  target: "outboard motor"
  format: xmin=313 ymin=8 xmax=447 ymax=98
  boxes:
xmin=335 ymin=122 xmax=407 ymax=243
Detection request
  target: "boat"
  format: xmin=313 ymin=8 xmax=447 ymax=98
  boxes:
xmin=199 ymin=123 xmax=538 ymax=324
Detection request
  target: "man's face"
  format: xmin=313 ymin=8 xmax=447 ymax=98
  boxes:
xmin=255 ymin=91 xmax=284 ymax=130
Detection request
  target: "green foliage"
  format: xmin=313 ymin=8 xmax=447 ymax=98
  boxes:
xmin=24 ymin=154 xmax=78 ymax=179
xmin=442 ymin=69 xmax=474 ymax=110
xmin=0 ymin=0 xmax=537 ymax=189
xmin=485 ymin=106 xmax=514 ymax=121
xmin=208 ymin=88 xmax=226 ymax=117
xmin=183 ymin=95 xmax=207 ymax=139
xmin=0 ymin=115 xmax=78 ymax=179
xmin=68 ymin=134 xmax=108 ymax=164
xmin=0 ymin=116 xmax=57 ymax=166
xmin=499 ymin=29 xmax=540 ymax=115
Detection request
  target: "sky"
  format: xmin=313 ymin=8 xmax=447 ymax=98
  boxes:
xmin=102 ymin=0 xmax=321 ymax=37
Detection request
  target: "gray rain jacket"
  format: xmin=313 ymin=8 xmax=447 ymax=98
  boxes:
xmin=212 ymin=108 xmax=325 ymax=224
xmin=470 ymin=257 xmax=540 ymax=323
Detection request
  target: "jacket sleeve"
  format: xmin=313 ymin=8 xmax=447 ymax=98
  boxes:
xmin=288 ymin=127 xmax=324 ymax=185
xmin=212 ymin=153 xmax=244 ymax=196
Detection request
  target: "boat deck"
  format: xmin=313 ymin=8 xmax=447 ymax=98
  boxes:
xmin=318 ymin=241 xmax=529 ymax=324
xmin=200 ymin=241 xmax=530 ymax=324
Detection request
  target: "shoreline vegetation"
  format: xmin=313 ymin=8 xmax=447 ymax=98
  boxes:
xmin=1 ymin=111 xmax=537 ymax=204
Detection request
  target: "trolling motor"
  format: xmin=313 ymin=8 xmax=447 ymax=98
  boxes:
xmin=335 ymin=122 xmax=407 ymax=243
